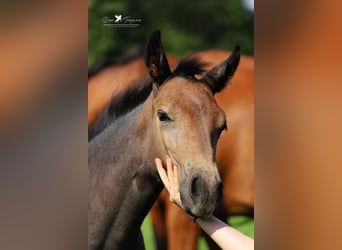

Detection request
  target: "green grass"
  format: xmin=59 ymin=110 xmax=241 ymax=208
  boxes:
xmin=141 ymin=216 xmax=157 ymax=250
xmin=141 ymin=215 xmax=254 ymax=250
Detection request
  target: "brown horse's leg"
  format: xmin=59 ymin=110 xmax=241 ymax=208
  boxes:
xmin=166 ymin=201 xmax=200 ymax=250
xmin=149 ymin=190 xmax=168 ymax=250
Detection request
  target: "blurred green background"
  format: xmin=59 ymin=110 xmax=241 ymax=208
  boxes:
xmin=88 ymin=0 xmax=253 ymax=66
xmin=88 ymin=1 xmax=254 ymax=249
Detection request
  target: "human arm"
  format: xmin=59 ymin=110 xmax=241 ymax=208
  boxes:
xmin=196 ymin=215 xmax=254 ymax=250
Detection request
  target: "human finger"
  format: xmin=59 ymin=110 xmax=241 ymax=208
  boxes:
xmin=166 ymin=159 xmax=179 ymax=191
xmin=166 ymin=159 xmax=174 ymax=180
xmin=164 ymin=159 xmax=182 ymax=207
xmin=155 ymin=158 xmax=170 ymax=191
xmin=171 ymin=163 xmax=180 ymax=190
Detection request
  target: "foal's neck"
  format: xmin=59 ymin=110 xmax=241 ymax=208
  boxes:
xmin=88 ymin=95 xmax=163 ymax=249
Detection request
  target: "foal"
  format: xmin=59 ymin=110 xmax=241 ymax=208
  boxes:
xmin=88 ymin=31 xmax=240 ymax=249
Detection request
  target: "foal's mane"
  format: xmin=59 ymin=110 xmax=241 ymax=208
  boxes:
xmin=88 ymin=56 xmax=208 ymax=141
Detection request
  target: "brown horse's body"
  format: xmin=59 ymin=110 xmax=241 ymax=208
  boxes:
xmin=150 ymin=50 xmax=254 ymax=250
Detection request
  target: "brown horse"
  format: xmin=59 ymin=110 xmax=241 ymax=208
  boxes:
xmin=88 ymin=31 xmax=240 ymax=249
xmin=88 ymin=47 xmax=178 ymax=130
xmin=149 ymin=50 xmax=254 ymax=250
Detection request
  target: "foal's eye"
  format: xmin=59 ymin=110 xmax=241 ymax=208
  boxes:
xmin=157 ymin=110 xmax=172 ymax=122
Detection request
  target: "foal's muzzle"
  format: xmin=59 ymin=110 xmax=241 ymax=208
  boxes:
xmin=181 ymin=170 xmax=223 ymax=218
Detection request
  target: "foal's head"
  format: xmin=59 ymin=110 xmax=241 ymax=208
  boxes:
xmin=146 ymin=31 xmax=240 ymax=218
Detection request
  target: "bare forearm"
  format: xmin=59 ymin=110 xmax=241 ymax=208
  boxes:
xmin=196 ymin=216 xmax=254 ymax=250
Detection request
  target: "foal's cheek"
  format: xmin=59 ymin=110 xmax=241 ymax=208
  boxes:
xmin=159 ymin=131 xmax=177 ymax=156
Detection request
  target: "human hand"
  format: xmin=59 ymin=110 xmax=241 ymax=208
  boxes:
xmin=155 ymin=158 xmax=183 ymax=208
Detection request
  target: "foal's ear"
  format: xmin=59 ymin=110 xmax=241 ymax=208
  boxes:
xmin=145 ymin=31 xmax=171 ymax=88
xmin=201 ymin=46 xmax=240 ymax=94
